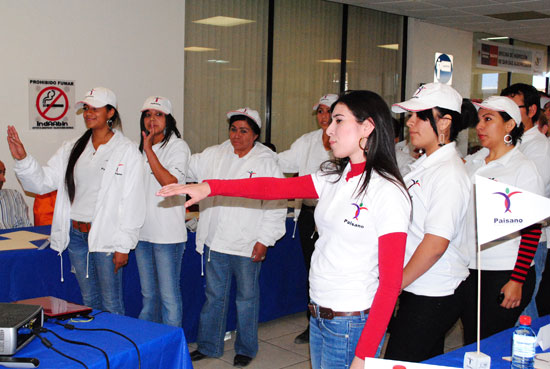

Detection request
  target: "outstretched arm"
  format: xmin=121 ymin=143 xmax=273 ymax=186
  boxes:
xmin=157 ymin=175 xmax=319 ymax=207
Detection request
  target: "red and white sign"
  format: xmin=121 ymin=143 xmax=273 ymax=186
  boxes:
xmin=29 ymin=79 xmax=75 ymax=129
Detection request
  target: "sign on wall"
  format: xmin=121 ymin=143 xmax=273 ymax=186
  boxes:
xmin=29 ymin=79 xmax=75 ymax=129
xmin=476 ymin=41 xmax=546 ymax=75
xmin=434 ymin=53 xmax=453 ymax=85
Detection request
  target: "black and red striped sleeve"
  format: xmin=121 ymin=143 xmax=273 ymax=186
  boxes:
xmin=510 ymin=223 xmax=541 ymax=283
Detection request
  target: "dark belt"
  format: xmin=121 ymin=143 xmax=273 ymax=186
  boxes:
xmin=308 ymin=303 xmax=370 ymax=320
xmin=72 ymin=220 xmax=92 ymax=233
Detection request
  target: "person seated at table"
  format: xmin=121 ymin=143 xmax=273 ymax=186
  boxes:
xmin=0 ymin=159 xmax=32 ymax=229
xmin=460 ymin=96 xmax=543 ymax=343
xmin=158 ymin=91 xmax=412 ymax=369
xmin=135 ymin=96 xmax=191 ymax=327
xmin=185 ymin=108 xmax=287 ymax=367
xmin=6 ymin=87 xmax=145 ymax=315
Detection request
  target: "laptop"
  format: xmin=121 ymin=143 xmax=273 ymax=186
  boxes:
xmin=15 ymin=296 xmax=92 ymax=320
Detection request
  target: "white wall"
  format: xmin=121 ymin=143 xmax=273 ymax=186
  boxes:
xmin=405 ymin=18 xmax=473 ymax=155
xmin=0 ymin=0 xmax=184 ymax=215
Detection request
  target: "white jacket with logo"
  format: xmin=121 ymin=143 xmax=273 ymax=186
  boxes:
xmin=188 ymin=140 xmax=287 ymax=257
xmin=14 ymin=129 xmax=145 ymax=254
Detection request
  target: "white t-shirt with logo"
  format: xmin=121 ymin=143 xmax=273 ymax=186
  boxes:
xmin=463 ymin=147 xmax=544 ymax=270
xmin=310 ymin=166 xmax=411 ymax=311
xmin=139 ymin=136 xmax=191 ymax=244
xmin=403 ymin=142 xmax=470 ymax=296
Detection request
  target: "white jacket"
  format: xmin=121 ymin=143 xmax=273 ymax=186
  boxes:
xmin=188 ymin=140 xmax=287 ymax=257
xmin=14 ymin=129 xmax=145 ymax=254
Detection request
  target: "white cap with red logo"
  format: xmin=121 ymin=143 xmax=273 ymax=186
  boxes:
xmin=141 ymin=96 xmax=172 ymax=115
xmin=76 ymin=87 xmax=117 ymax=110
xmin=474 ymin=96 xmax=522 ymax=127
xmin=392 ymin=83 xmax=462 ymax=114
xmin=313 ymin=94 xmax=339 ymax=111
xmin=227 ymin=108 xmax=262 ymax=129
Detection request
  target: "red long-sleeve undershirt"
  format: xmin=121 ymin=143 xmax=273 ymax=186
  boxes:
xmin=205 ymin=162 xmax=406 ymax=359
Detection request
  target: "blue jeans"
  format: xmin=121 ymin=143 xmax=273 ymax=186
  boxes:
xmin=522 ymin=241 xmax=547 ymax=319
xmin=197 ymin=246 xmax=261 ymax=358
xmin=135 ymin=241 xmax=185 ymax=327
xmin=309 ymin=304 xmax=383 ymax=369
xmin=67 ymin=227 xmax=124 ymax=315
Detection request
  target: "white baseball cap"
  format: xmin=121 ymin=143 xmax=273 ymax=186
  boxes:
xmin=227 ymin=108 xmax=262 ymax=129
xmin=474 ymin=96 xmax=522 ymax=127
xmin=141 ymin=96 xmax=172 ymax=115
xmin=313 ymin=94 xmax=339 ymax=111
xmin=392 ymin=83 xmax=462 ymax=114
xmin=76 ymin=87 xmax=117 ymax=110
xmin=540 ymin=96 xmax=550 ymax=110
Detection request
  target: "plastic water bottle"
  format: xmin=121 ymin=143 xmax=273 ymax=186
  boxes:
xmin=512 ymin=315 xmax=536 ymax=369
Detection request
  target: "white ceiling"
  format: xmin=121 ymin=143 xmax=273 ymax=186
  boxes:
xmin=328 ymin=0 xmax=550 ymax=46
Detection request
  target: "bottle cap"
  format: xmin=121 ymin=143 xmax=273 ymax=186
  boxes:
xmin=519 ymin=315 xmax=532 ymax=325
xmin=393 ymin=366 xmax=407 ymax=369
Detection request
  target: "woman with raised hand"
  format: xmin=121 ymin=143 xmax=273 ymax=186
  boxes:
xmin=158 ymin=91 xmax=411 ymax=369
xmin=384 ymin=83 xmax=476 ymax=362
xmin=461 ymin=96 xmax=543 ymax=343
xmin=136 ymin=96 xmax=190 ymax=327
xmin=7 ymin=87 xmax=144 ymax=315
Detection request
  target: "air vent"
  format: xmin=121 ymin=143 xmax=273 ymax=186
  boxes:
xmin=487 ymin=11 xmax=550 ymax=21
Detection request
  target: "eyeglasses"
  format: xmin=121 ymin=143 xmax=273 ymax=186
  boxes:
xmin=517 ymin=105 xmax=526 ymax=109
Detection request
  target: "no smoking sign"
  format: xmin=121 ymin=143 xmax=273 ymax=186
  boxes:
xmin=29 ymin=79 xmax=75 ymax=129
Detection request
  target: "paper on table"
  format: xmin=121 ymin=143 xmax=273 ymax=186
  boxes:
xmin=0 ymin=231 xmax=48 ymax=251
xmin=538 ymin=324 xmax=550 ymax=351
xmin=363 ymin=357 xmax=460 ymax=369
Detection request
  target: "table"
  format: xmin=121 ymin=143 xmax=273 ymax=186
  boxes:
xmin=10 ymin=310 xmax=191 ymax=369
xmin=0 ymin=219 xmax=308 ymax=342
xmin=424 ymin=315 xmax=550 ymax=368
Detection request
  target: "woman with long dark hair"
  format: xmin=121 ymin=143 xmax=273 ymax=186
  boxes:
xmin=135 ymin=96 xmax=190 ymax=327
xmin=7 ymin=87 xmax=144 ymax=314
xmin=158 ymin=91 xmax=411 ymax=369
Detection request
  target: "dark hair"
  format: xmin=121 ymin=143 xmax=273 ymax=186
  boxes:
xmin=415 ymin=99 xmax=478 ymax=142
xmin=497 ymin=111 xmax=524 ymax=146
xmin=228 ymin=115 xmax=261 ymax=140
xmin=392 ymin=118 xmax=402 ymax=140
xmin=321 ymin=90 xmax=408 ymax=199
xmin=65 ymin=105 xmax=119 ymax=203
xmin=139 ymin=112 xmax=181 ymax=152
xmin=501 ymin=83 xmax=540 ymax=122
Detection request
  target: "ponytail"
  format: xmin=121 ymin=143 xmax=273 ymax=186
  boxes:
xmin=65 ymin=129 xmax=92 ymax=203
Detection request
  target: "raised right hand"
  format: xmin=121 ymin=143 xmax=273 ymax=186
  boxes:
xmin=157 ymin=182 xmax=211 ymax=208
xmin=7 ymin=125 xmax=27 ymax=160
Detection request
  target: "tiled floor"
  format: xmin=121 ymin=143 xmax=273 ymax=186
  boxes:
xmin=188 ymin=312 xmax=465 ymax=368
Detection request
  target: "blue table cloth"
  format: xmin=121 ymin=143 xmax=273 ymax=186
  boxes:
xmin=12 ymin=310 xmax=191 ymax=369
xmin=0 ymin=218 xmax=308 ymax=342
xmin=425 ymin=315 xmax=550 ymax=369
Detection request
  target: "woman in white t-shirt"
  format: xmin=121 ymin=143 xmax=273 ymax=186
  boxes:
xmin=384 ymin=83 xmax=477 ymax=362
xmin=7 ymin=87 xmax=145 ymax=315
xmin=135 ymin=96 xmax=191 ymax=327
xmin=461 ymin=96 xmax=543 ymax=343
xmin=158 ymin=90 xmax=412 ymax=369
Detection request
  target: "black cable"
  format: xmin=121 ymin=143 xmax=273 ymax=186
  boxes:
xmin=33 ymin=330 xmax=89 ymax=369
xmin=55 ymin=321 xmax=141 ymax=369
xmin=43 ymin=327 xmax=110 ymax=369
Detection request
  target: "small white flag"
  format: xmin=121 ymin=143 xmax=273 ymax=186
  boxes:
xmin=475 ymin=175 xmax=550 ymax=245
